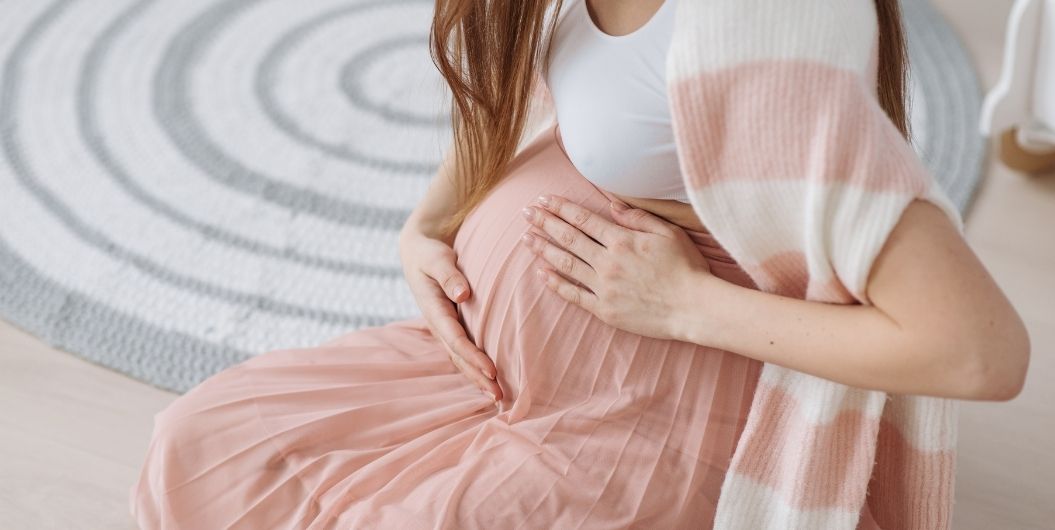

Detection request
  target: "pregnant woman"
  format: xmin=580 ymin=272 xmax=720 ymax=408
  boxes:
xmin=130 ymin=0 xmax=1030 ymax=528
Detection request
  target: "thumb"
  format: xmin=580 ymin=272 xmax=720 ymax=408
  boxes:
xmin=609 ymin=201 xmax=669 ymax=234
xmin=428 ymin=259 xmax=471 ymax=303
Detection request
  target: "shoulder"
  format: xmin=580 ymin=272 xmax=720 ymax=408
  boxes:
xmin=669 ymin=0 xmax=879 ymax=79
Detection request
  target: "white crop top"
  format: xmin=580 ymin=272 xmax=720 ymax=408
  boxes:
xmin=544 ymin=0 xmax=688 ymax=203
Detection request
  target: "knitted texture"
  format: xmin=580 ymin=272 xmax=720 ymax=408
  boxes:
xmin=522 ymin=0 xmax=963 ymax=527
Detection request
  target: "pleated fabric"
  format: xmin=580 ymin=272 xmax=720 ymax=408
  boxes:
xmin=128 ymin=123 xmax=767 ymax=529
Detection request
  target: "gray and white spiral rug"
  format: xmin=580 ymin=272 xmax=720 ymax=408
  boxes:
xmin=0 ymin=0 xmax=985 ymax=394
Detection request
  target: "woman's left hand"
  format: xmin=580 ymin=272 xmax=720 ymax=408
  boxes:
xmin=520 ymin=194 xmax=715 ymax=341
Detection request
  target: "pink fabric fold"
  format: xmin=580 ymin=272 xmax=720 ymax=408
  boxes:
xmin=130 ymin=124 xmax=786 ymax=529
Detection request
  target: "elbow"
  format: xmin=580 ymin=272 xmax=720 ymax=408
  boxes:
xmin=956 ymin=320 xmax=1031 ymax=402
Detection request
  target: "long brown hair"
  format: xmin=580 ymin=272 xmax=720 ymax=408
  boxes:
xmin=429 ymin=0 xmax=911 ymax=239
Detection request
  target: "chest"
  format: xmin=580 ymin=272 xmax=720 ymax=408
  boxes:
xmin=544 ymin=0 xmax=690 ymax=204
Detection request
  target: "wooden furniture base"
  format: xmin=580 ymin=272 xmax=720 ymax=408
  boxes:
xmin=999 ymin=127 xmax=1055 ymax=175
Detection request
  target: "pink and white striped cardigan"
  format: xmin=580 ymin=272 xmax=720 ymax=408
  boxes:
xmin=518 ymin=0 xmax=964 ymax=527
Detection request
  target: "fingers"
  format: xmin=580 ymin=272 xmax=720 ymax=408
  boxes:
xmin=424 ymin=249 xmax=471 ymax=303
xmin=422 ymin=284 xmax=497 ymax=380
xmin=420 ymin=315 xmax=501 ymax=401
xmin=522 ymin=204 xmax=604 ymax=265
xmin=414 ymin=276 xmax=502 ymax=399
xmin=424 ymin=302 xmax=503 ymax=401
xmin=534 ymin=194 xmax=629 ymax=246
xmin=536 ymin=267 xmax=599 ymax=313
xmin=403 ymin=239 xmax=501 ymax=401
xmin=521 ymin=230 xmax=596 ymax=289
xmin=446 ymin=349 xmax=502 ymax=402
xmin=608 ymin=201 xmax=675 ymax=236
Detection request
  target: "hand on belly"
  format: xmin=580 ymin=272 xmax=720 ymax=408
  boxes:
xmin=519 ymin=191 xmax=717 ymax=342
xmin=449 ymin=134 xmax=713 ymax=400
xmin=448 ymin=124 xmax=743 ymax=404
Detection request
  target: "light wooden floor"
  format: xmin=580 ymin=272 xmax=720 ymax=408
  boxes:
xmin=1 ymin=1 xmax=1052 ymax=528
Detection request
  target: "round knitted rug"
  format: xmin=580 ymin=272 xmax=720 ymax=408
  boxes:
xmin=0 ymin=0 xmax=985 ymax=394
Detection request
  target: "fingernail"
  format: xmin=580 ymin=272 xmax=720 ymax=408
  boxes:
xmin=535 ymin=268 xmax=546 ymax=280
xmin=536 ymin=194 xmax=551 ymax=208
xmin=520 ymin=233 xmax=534 ymax=245
xmin=521 ymin=206 xmax=535 ymax=222
xmin=481 ymin=367 xmax=495 ymax=380
xmin=610 ymin=201 xmax=628 ymax=212
xmin=486 ymin=391 xmax=497 ymax=401
xmin=452 ymin=285 xmax=466 ymax=298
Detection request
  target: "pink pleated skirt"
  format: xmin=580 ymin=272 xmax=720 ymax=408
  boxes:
xmin=128 ymin=122 xmax=767 ymax=529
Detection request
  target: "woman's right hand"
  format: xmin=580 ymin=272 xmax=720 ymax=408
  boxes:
xmin=399 ymin=229 xmax=502 ymax=402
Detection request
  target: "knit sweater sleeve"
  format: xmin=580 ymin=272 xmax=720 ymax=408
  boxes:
xmin=668 ymin=0 xmax=963 ymax=306
xmin=665 ymin=1 xmax=960 ymax=528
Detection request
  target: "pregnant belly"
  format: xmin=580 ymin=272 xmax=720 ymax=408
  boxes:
xmin=452 ymin=119 xmax=761 ymax=435
xmin=447 ymin=123 xmax=764 ymax=523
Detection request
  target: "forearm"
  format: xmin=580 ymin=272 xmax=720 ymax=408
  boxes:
xmin=671 ymin=271 xmax=984 ymax=399
xmin=401 ymin=147 xmax=463 ymax=244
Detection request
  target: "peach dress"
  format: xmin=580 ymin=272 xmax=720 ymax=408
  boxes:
xmin=128 ymin=123 xmax=766 ymax=529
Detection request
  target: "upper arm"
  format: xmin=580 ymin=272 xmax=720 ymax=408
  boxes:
xmin=864 ymin=199 xmax=1030 ymax=399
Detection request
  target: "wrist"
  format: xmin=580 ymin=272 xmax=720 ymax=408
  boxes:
xmin=669 ymin=267 xmax=735 ymax=347
xmin=401 ymin=217 xmax=445 ymax=244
